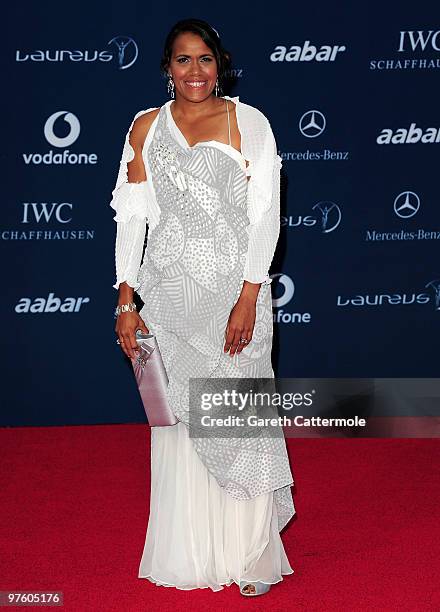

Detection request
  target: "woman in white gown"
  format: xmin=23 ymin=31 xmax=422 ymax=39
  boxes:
xmin=111 ymin=18 xmax=296 ymax=596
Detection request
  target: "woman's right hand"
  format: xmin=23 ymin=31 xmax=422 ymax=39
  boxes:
xmin=115 ymin=311 xmax=149 ymax=360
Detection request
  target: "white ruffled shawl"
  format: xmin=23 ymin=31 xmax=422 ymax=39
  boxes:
xmin=110 ymin=96 xmax=282 ymax=228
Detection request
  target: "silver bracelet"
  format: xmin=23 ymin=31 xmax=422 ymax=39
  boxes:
xmin=114 ymin=301 xmax=137 ymax=317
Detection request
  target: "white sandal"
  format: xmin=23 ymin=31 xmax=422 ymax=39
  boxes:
xmin=239 ymin=580 xmax=271 ymax=596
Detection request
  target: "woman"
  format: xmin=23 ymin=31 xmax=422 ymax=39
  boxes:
xmin=110 ymin=18 xmax=296 ymax=596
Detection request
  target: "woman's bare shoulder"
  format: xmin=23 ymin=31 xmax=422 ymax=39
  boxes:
xmin=129 ymin=107 xmax=161 ymax=146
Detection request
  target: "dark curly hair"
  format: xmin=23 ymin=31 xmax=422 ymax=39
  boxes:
xmin=160 ymin=18 xmax=232 ymax=96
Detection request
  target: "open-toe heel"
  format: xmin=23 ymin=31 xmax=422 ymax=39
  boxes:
xmin=239 ymin=580 xmax=271 ymax=596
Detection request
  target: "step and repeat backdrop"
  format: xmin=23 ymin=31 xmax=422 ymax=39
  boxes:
xmin=2 ymin=2 xmax=439 ymax=425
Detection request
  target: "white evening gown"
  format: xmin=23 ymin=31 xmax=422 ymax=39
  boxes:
xmin=108 ymin=98 xmax=296 ymax=591
xmin=138 ymin=420 xmax=294 ymax=591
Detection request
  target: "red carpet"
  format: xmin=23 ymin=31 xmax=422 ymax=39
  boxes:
xmin=0 ymin=425 xmax=439 ymax=611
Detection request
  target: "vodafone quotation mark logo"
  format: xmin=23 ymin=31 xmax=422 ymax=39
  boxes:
xmin=271 ymin=273 xmax=295 ymax=308
xmin=44 ymin=112 xmax=80 ymax=148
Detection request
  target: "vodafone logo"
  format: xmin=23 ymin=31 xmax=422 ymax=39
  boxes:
xmin=22 ymin=111 xmax=97 ymax=165
xmin=271 ymin=273 xmax=295 ymax=308
xmin=44 ymin=112 xmax=80 ymax=148
xmin=271 ymin=274 xmax=311 ymax=324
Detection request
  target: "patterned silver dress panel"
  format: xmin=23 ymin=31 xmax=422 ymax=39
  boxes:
xmin=136 ymin=105 xmax=295 ymax=531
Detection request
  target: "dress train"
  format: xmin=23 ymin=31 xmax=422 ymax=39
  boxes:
xmin=138 ymin=420 xmax=294 ymax=592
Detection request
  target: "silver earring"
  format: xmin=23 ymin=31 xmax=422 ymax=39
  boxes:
xmin=167 ymin=74 xmax=175 ymax=99
xmin=215 ymin=77 xmax=219 ymax=96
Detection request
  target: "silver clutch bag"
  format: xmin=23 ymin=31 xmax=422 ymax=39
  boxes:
xmin=130 ymin=330 xmax=177 ymax=427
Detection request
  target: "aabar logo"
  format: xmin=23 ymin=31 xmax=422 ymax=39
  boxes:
xmin=270 ymin=41 xmax=346 ymax=62
xmin=15 ymin=293 xmax=90 ymax=313
xmin=377 ymin=123 xmax=440 ymax=144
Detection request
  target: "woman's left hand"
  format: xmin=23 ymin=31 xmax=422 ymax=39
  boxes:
xmin=223 ymin=295 xmax=257 ymax=356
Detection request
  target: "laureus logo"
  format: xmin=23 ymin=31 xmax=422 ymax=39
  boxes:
xmin=312 ymin=201 xmax=342 ymax=232
xmin=425 ymin=280 xmax=440 ymax=311
xmin=15 ymin=36 xmax=139 ymax=70
xmin=282 ymin=201 xmax=342 ymax=233
xmin=107 ymin=36 xmax=138 ymax=70
xmin=337 ymin=280 xmax=440 ymax=311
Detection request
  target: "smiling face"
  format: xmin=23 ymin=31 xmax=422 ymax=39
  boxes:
xmin=168 ymin=31 xmax=218 ymax=101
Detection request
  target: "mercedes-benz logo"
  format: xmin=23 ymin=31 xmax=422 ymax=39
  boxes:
xmin=394 ymin=191 xmax=420 ymax=218
xmin=299 ymin=110 xmax=326 ymax=138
